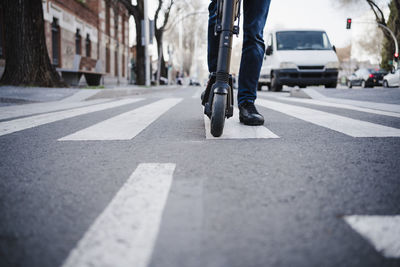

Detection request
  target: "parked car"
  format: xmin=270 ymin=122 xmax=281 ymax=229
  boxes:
xmin=259 ymin=29 xmax=339 ymax=91
xmin=347 ymin=68 xmax=388 ymax=88
xmin=383 ymin=68 xmax=400 ymax=87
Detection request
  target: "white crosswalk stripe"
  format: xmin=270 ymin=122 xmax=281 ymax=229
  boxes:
xmin=344 ymin=215 xmax=400 ymax=258
xmin=0 ymin=99 xmax=110 ymax=121
xmin=204 ymin=109 xmax=279 ymax=140
xmin=258 ymin=93 xmax=400 ymax=118
xmin=61 ymin=163 xmax=176 ymax=267
xmin=304 ymin=88 xmax=400 ymax=113
xmin=257 ymin=99 xmax=400 ymax=138
xmin=59 ymin=98 xmax=183 ymax=141
xmin=0 ymin=98 xmax=143 ymax=137
xmin=2 ymin=94 xmax=399 ymax=140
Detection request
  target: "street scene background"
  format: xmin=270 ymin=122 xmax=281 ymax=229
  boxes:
xmin=0 ymin=0 xmax=399 ymax=267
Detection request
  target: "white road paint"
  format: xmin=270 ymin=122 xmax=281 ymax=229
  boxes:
xmin=304 ymin=88 xmax=400 ymax=113
xmin=204 ymin=109 xmax=279 ymax=140
xmin=259 ymin=94 xmax=400 ymax=118
xmin=257 ymin=99 xmax=400 ymax=138
xmin=344 ymin=215 xmax=400 ymax=258
xmin=61 ymin=163 xmax=176 ymax=267
xmin=0 ymin=99 xmax=109 ymax=121
xmin=59 ymin=90 xmax=102 ymax=103
xmin=192 ymin=87 xmax=203 ymax=99
xmin=59 ymin=98 xmax=182 ymax=141
xmin=0 ymin=99 xmax=143 ymax=137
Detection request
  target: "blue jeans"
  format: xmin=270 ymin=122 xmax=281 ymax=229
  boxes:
xmin=208 ymin=0 xmax=271 ymax=105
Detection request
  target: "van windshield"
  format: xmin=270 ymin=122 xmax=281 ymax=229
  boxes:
xmin=276 ymin=31 xmax=332 ymax=51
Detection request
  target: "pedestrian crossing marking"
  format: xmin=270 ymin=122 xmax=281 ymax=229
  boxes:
xmin=259 ymin=94 xmax=400 ymax=118
xmin=304 ymin=88 xmax=400 ymax=113
xmin=204 ymin=109 xmax=279 ymax=140
xmin=61 ymin=163 xmax=176 ymax=267
xmin=257 ymin=99 xmax=400 ymax=138
xmin=0 ymin=98 xmax=110 ymax=121
xmin=59 ymin=98 xmax=183 ymax=141
xmin=344 ymin=215 xmax=400 ymax=258
xmin=0 ymin=99 xmax=143 ymax=137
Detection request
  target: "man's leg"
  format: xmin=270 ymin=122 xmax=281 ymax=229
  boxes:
xmin=237 ymin=0 xmax=271 ymax=105
xmin=208 ymin=0 xmax=219 ymax=73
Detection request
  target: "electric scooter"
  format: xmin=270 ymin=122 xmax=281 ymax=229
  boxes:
xmin=202 ymin=0 xmax=241 ymax=137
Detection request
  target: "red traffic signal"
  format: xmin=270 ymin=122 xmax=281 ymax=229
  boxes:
xmin=346 ymin=18 xmax=352 ymax=29
xmin=395 ymin=53 xmax=399 ymax=62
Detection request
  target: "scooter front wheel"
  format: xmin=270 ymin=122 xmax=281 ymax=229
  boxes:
xmin=210 ymin=93 xmax=227 ymax=137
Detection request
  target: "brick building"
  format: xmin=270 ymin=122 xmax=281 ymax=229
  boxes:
xmin=42 ymin=0 xmax=130 ymax=85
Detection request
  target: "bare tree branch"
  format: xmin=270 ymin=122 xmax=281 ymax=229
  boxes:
xmin=154 ymin=0 xmax=163 ymax=29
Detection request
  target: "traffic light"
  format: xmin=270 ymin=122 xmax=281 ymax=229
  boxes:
xmin=394 ymin=53 xmax=399 ymax=62
xmin=346 ymin=18 xmax=352 ymax=29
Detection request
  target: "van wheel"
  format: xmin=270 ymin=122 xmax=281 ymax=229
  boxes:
xmin=347 ymin=81 xmax=352 ymax=89
xmin=325 ymin=82 xmax=337 ymax=89
xmin=361 ymin=80 xmax=366 ymax=88
xmin=257 ymin=83 xmax=263 ymax=91
xmin=271 ymin=74 xmax=283 ymax=92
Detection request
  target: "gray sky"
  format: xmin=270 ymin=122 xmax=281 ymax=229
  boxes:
xmin=146 ymin=0 xmax=390 ymax=48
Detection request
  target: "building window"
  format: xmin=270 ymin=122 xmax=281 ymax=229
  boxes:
xmin=75 ymin=29 xmax=81 ymax=55
xmin=51 ymin=18 xmax=61 ymax=67
xmin=105 ymin=2 xmax=110 ymax=36
xmin=85 ymin=34 xmax=91 ymax=58
xmin=114 ymin=50 xmax=118 ymax=76
xmin=106 ymin=47 xmax=110 ymax=73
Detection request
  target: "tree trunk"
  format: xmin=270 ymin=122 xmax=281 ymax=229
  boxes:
xmin=0 ymin=0 xmax=66 ymax=87
xmin=134 ymin=14 xmax=146 ymax=85
xmin=155 ymin=31 xmax=167 ymax=79
xmin=381 ymin=0 xmax=400 ymax=70
xmin=161 ymin=54 xmax=167 ymax=78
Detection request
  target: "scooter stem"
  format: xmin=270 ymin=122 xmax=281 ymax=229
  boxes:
xmin=216 ymin=0 xmax=236 ymax=82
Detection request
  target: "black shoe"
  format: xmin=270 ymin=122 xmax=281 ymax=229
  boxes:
xmin=239 ymin=101 xmax=264 ymax=126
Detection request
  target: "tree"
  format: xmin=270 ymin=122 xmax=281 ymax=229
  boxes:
xmin=120 ymin=0 xmax=146 ymax=85
xmin=164 ymin=2 xmax=208 ymax=78
xmin=336 ymin=0 xmax=400 ymax=70
xmin=0 ymin=0 xmax=66 ymax=87
xmin=381 ymin=0 xmax=400 ymax=70
xmin=120 ymin=0 xmax=176 ymax=85
xmin=154 ymin=0 xmax=174 ymax=84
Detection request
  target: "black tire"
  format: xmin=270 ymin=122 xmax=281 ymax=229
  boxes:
xmin=210 ymin=94 xmax=227 ymax=137
xmin=361 ymin=80 xmax=366 ymax=88
xmin=325 ymin=82 xmax=337 ymax=89
xmin=257 ymin=83 xmax=263 ymax=91
xmin=347 ymin=81 xmax=352 ymax=89
xmin=383 ymin=80 xmax=389 ymax=88
xmin=271 ymin=73 xmax=283 ymax=92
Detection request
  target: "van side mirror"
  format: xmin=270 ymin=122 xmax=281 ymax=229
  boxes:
xmin=265 ymin=45 xmax=273 ymax=56
xmin=332 ymin=45 xmax=336 ymax=53
xmin=391 ymin=68 xmax=396 ymax=74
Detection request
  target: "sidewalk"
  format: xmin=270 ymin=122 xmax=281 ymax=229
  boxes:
xmin=0 ymin=85 xmax=181 ymax=106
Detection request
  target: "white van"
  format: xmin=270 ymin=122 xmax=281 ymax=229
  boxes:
xmin=259 ymin=29 xmax=339 ymax=91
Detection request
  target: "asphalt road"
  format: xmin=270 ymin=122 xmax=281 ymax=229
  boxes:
xmin=0 ymin=86 xmax=399 ymax=267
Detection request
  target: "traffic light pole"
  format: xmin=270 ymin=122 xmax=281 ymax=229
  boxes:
xmin=377 ymin=23 xmax=399 ymax=69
